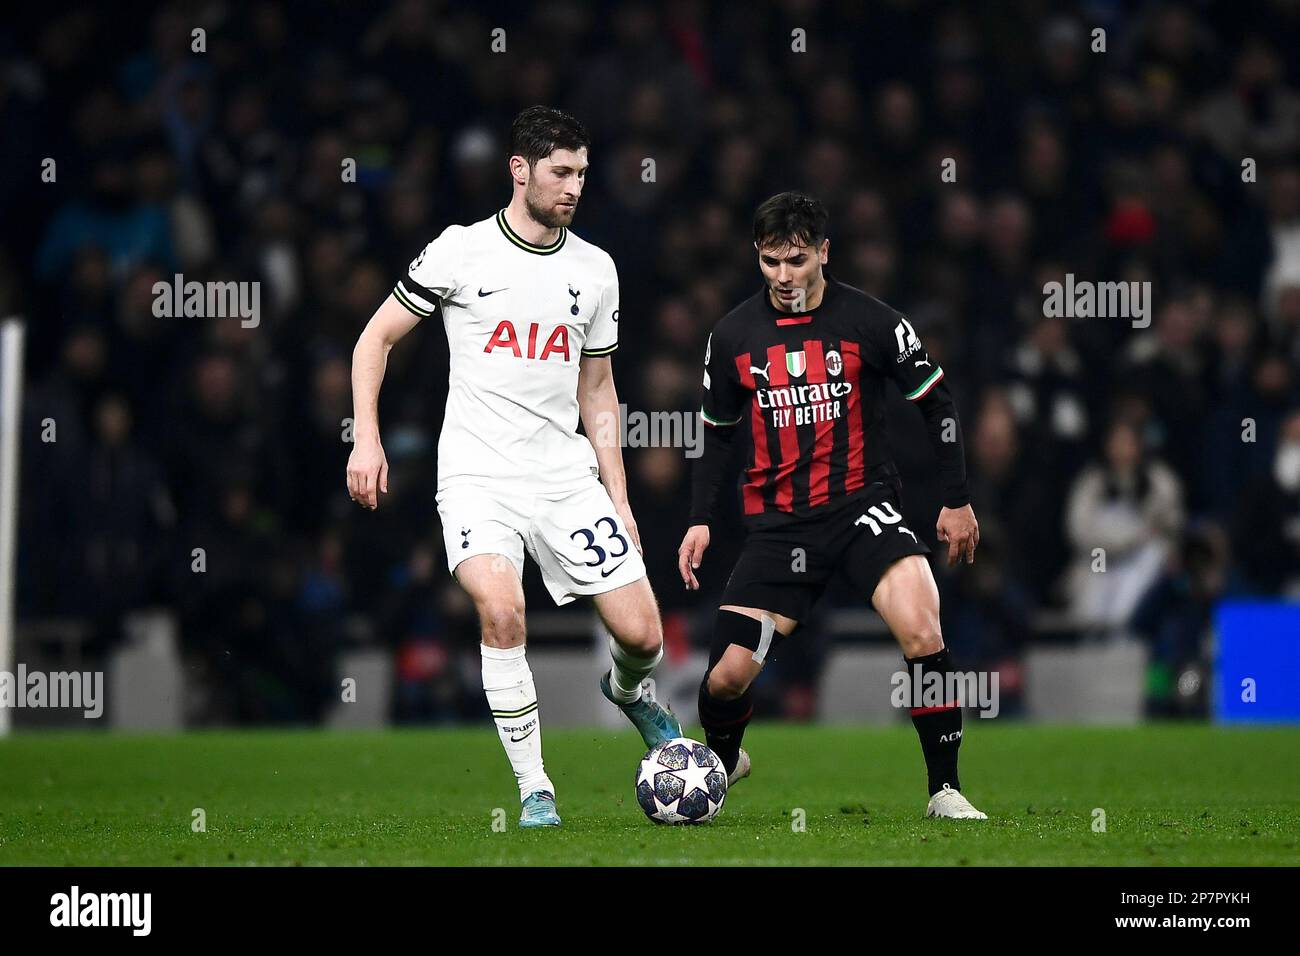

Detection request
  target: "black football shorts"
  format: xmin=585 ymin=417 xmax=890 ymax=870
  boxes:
xmin=719 ymin=481 xmax=930 ymax=624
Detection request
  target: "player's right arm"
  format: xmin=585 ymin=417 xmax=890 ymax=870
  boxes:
xmin=347 ymin=294 xmax=422 ymax=509
xmin=679 ymin=327 xmax=745 ymax=590
xmin=348 ymin=225 xmax=466 ymax=510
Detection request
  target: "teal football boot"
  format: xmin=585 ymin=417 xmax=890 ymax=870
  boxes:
xmin=600 ymin=672 xmax=683 ymax=748
xmin=519 ymin=790 xmax=561 ymax=828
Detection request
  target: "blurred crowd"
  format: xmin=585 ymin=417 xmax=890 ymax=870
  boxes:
xmin=2 ymin=1 xmax=1298 ymax=723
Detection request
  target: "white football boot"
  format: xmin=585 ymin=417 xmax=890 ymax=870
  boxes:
xmin=926 ymin=783 xmax=988 ymax=819
xmin=728 ymin=747 xmax=751 ymax=787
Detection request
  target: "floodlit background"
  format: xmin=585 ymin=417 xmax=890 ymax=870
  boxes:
xmin=2 ymin=0 xmax=1298 ymax=730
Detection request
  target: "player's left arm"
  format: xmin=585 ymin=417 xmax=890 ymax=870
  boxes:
xmin=916 ymin=383 xmax=979 ymax=566
xmin=577 ymin=258 xmax=641 ymax=551
xmin=874 ymin=312 xmax=978 ymax=566
xmin=577 ymin=354 xmax=641 ymax=553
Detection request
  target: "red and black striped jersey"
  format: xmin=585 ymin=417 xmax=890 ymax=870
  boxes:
xmin=695 ymin=273 xmax=964 ymax=526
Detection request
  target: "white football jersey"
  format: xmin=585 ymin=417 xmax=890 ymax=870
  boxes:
xmin=393 ymin=209 xmax=620 ymax=492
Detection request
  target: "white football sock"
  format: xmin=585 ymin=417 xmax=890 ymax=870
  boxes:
xmin=481 ymin=643 xmax=553 ymax=801
xmin=607 ymin=634 xmax=663 ymax=705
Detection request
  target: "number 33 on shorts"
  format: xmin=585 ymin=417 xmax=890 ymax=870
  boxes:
xmin=569 ymin=516 xmax=630 ymax=571
xmin=437 ymin=479 xmax=647 ymax=606
xmin=535 ymin=485 xmax=646 ymax=603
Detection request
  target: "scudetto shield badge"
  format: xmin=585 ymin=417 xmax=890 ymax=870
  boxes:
xmin=786 ymin=350 xmax=807 ymax=378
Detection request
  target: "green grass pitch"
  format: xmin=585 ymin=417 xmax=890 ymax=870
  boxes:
xmin=0 ymin=724 xmax=1296 ymax=865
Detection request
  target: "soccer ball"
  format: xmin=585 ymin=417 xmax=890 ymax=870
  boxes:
xmin=635 ymin=737 xmax=728 ymax=824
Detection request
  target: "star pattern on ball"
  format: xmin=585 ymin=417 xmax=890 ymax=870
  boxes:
xmin=635 ymin=755 xmax=660 ymax=792
xmin=636 ymin=739 xmax=728 ymax=823
xmin=675 ymin=752 xmax=720 ymax=806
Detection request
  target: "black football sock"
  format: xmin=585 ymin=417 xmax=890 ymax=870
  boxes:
xmin=697 ymin=675 xmax=753 ymax=775
xmin=905 ymin=647 xmax=964 ymax=796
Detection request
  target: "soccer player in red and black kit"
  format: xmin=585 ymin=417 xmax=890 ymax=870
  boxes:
xmin=677 ymin=192 xmax=987 ymax=819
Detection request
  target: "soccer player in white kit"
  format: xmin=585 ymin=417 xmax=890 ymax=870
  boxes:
xmin=347 ymin=107 xmax=680 ymax=828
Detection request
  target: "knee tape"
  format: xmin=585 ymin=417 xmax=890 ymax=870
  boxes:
xmin=708 ymin=610 xmax=781 ymax=670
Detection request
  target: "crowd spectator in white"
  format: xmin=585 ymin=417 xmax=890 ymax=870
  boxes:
xmin=1064 ymin=419 xmax=1185 ymax=627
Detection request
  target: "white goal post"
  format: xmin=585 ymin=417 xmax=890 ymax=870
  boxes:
xmin=0 ymin=317 xmax=25 ymax=736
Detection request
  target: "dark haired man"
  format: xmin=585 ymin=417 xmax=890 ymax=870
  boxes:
xmin=679 ymin=191 xmax=987 ymax=819
xmin=348 ymin=106 xmax=680 ymax=828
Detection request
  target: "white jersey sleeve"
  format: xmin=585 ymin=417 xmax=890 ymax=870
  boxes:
xmin=580 ymin=257 xmax=619 ymax=357
xmin=394 ymin=225 xmax=466 ymax=317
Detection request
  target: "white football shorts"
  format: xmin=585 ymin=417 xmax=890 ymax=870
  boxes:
xmin=436 ymin=477 xmax=647 ymax=605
